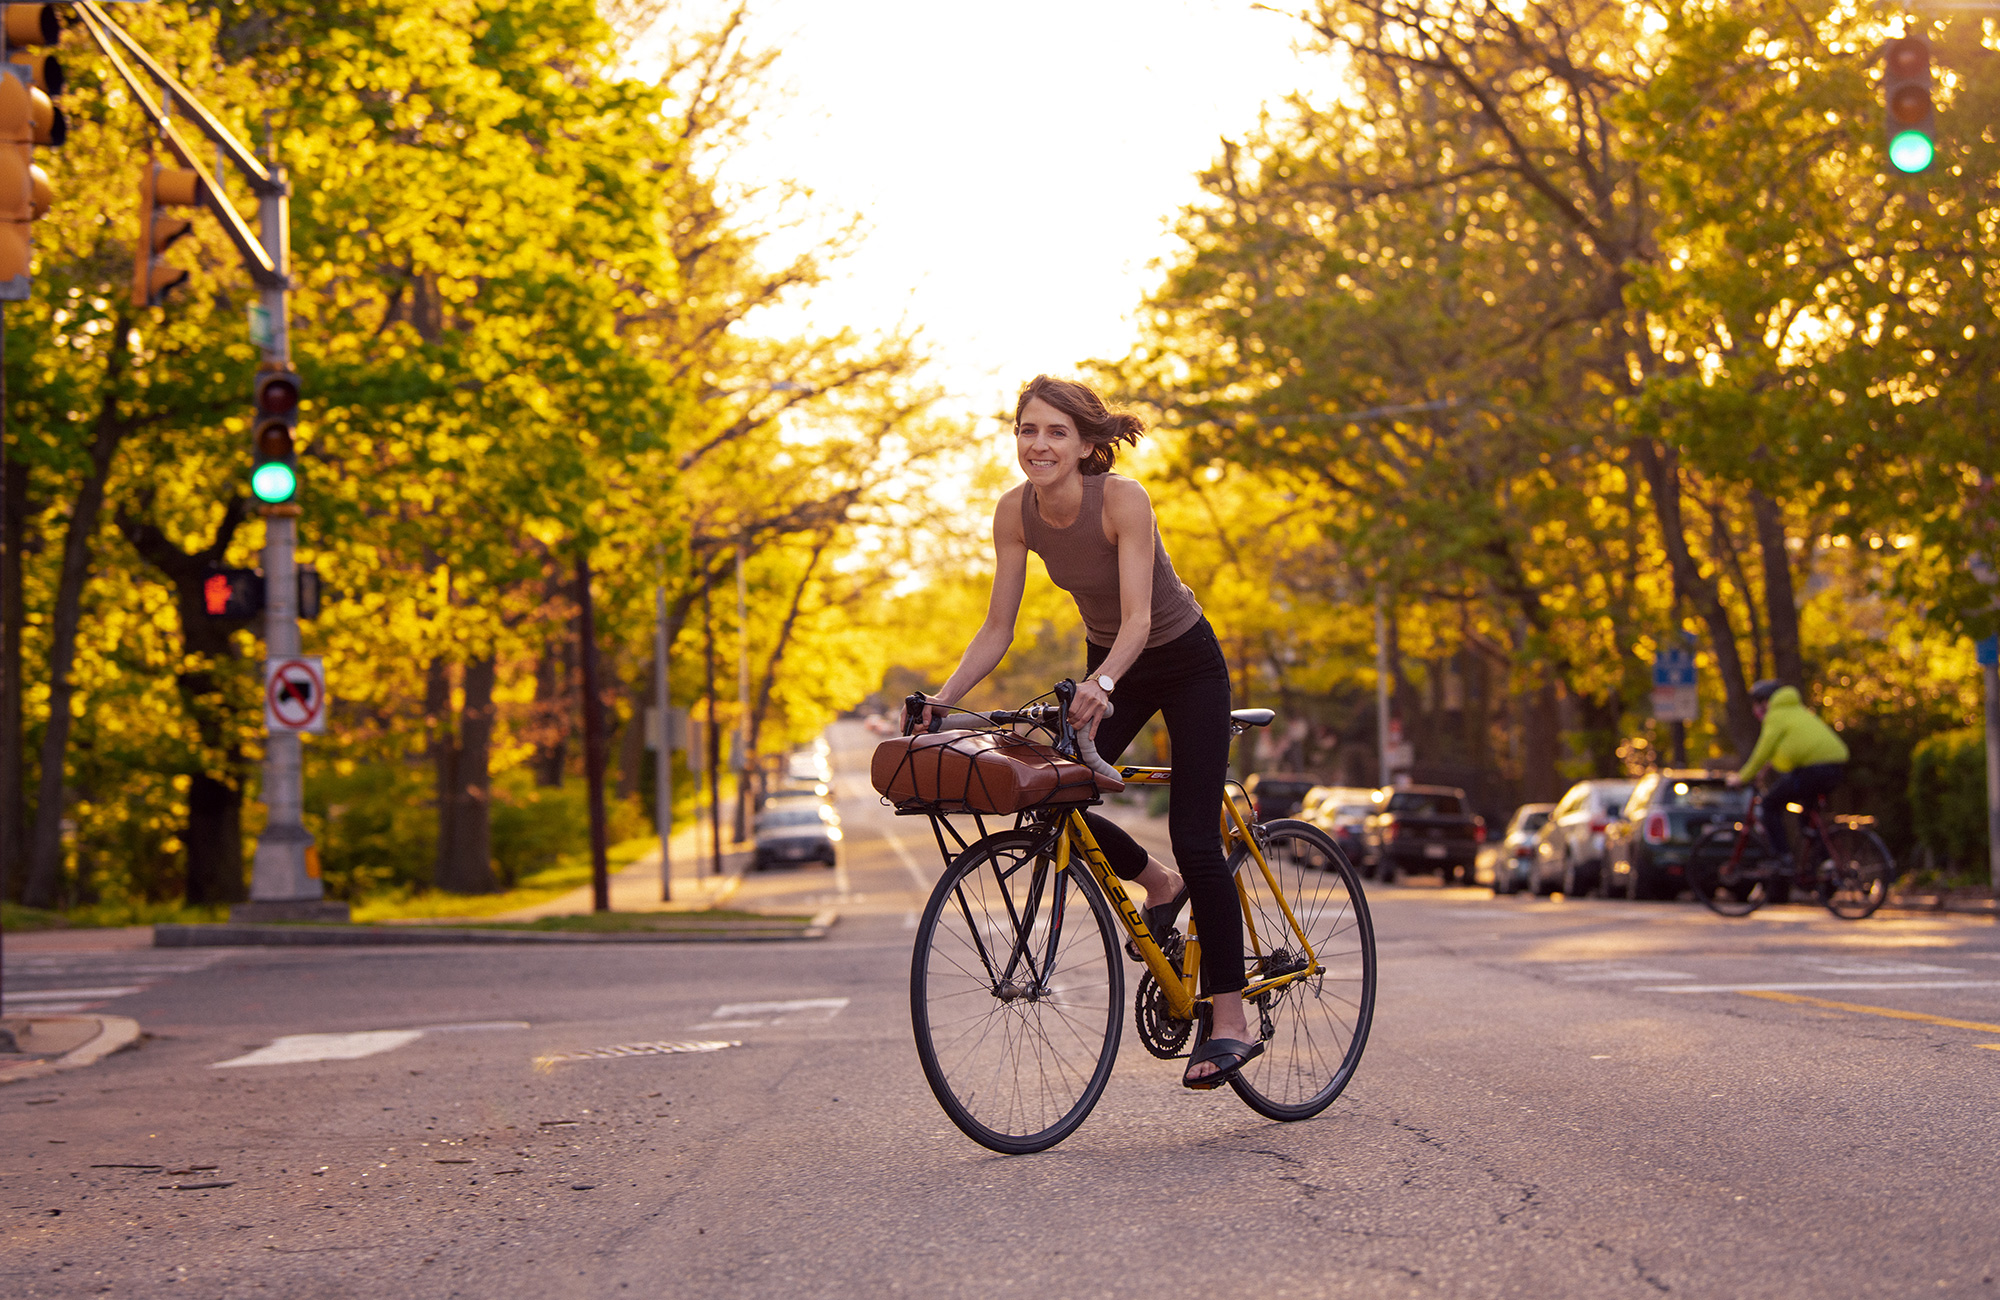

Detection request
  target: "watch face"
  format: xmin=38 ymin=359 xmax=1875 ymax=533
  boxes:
xmin=1096 ymin=675 xmax=1115 ymax=692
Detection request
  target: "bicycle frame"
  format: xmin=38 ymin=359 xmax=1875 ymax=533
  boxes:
xmin=1054 ymin=765 xmax=1322 ymax=1021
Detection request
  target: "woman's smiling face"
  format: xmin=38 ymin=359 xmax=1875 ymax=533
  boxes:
xmin=1016 ymin=396 xmax=1083 ymax=485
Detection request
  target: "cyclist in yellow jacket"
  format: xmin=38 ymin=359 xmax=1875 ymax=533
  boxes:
xmin=1727 ymin=680 xmax=1850 ymax=863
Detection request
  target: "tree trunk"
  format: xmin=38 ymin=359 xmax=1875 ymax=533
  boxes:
xmin=23 ymin=349 xmax=135 ymax=908
xmin=1630 ymin=438 xmax=1758 ymax=753
xmin=426 ymin=656 xmax=458 ymax=890
xmin=117 ymin=495 xmax=255 ymax=906
xmin=1 ymin=457 xmax=26 ymax=898
xmin=1749 ymin=487 xmax=1805 ymax=691
xmin=577 ymin=554 xmax=611 ymax=911
xmin=1520 ymin=679 xmax=1561 ymax=803
xmin=530 ymin=578 xmax=572 ymax=786
xmin=438 ymin=656 xmax=496 ymax=894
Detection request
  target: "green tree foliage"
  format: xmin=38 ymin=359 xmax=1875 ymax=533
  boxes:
xmin=2 ymin=1 xmax=947 ymax=912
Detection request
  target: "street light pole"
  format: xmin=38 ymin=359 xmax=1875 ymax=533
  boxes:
xmin=1374 ymin=586 xmax=1391 ymax=784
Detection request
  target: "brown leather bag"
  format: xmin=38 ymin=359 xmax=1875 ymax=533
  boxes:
xmin=871 ymin=729 xmax=1108 ymax=814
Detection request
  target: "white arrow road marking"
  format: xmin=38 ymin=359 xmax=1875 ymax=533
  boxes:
xmin=695 ymin=997 xmax=848 ymax=1029
xmin=215 ymin=1030 xmax=425 ymax=1068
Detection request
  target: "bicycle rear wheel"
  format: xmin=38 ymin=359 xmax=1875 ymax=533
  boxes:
xmin=1224 ymin=820 xmax=1376 ymax=1122
xmin=1688 ymin=824 xmax=1768 ymax=917
xmin=910 ymin=827 xmax=1123 ymax=1154
xmin=1820 ymin=827 xmax=1893 ymax=920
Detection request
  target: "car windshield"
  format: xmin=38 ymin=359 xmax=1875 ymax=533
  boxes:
xmin=1334 ymin=805 xmax=1373 ymax=821
xmin=1386 ymin=792 xmax=1462 ymax=815
xmin=1517 ymin=811 xmax=1549 ymax=832
xmin=758 ymin=808 xmax=829 ymax=829
xmin=1593 ymin=783 xmax=1637 ymax=811
xmin=1657 ymin=780 xmax=1740 ymax=810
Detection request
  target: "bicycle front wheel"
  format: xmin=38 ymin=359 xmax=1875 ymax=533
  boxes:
xmin=910 ymin=827 xmax=1124 ymax=1154
xmin=1688 ymin=824 xmax=1767 ymax=917
xmin=1821 ymin=827 xmax=1893 ymax=920
xmin=1225 ymin=820 xmax=1376 ymax=1122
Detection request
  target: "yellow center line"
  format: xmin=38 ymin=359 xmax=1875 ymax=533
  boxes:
xmin=1740 ymin=989 xmax=2000 ymax=1035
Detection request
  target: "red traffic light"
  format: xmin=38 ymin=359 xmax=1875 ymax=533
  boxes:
xmin=256 ymin=370 xmax=300 ymax=417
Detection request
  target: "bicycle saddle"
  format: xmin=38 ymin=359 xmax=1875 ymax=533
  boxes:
xmin=1230 ymin=708 xmax=1275 ymax=728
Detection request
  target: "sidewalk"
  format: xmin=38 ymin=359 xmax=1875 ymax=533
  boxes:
xmin=481 ymin=821 xmax=751 ymax=921
xmin=0 ymin=1014 xmax=142 ymax=1086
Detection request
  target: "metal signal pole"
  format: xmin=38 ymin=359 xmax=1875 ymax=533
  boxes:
xmin=74 ymin=5 xmax=333 ymax=916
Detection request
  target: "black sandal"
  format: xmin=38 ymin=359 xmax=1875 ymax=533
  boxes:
xmin=1125 ymin=884 xmax=1189 ymax=962
xmin=1182 ymin=1036 xmax=1263 ymax=1090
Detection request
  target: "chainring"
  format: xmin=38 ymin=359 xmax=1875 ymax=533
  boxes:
xmin=1134 ymin=935 xmax=1195 ymax=1059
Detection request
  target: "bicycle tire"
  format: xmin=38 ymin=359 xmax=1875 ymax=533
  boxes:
xmin=910 ymin=827 xmax=1124 ymax=1154
xmin=1820 ymin=826 xmax=1893 ymax=921
xmin=1688 ymin=824 xmax=1767 ymax=917
xmin=1222 ymin=820 xmax=1376 ymax=1122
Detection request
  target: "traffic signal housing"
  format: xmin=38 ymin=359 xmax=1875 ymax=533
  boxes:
xmin=251 ymin=363 xmax=301 ymax=505
xmin=1883 ymin=35 xmax=1936 ymax=175
xmin=132 ymin=162 xmax=205 ymax=306
xmin=0 ymin=4 xmax=61 ymax=292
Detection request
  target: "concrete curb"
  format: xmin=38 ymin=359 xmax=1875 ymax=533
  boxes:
xmin=155 ymin=912 xmax=836 ymax=948
xmin=1881 ymin=892 xmax=1998 ymax=918
xmin=0 ymin=1015 xmax=142 ymax=1087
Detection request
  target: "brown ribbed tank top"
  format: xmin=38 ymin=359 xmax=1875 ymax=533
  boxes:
xmin=1021 ymin=472 xmax=1203 ymax=650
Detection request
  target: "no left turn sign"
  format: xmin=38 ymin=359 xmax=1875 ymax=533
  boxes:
xmin=265 ymin=656 xmax=328 ymax=734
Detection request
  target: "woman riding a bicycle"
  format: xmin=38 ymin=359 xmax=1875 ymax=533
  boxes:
xmin=920 ymin=374 xmax=1257 ymax=1089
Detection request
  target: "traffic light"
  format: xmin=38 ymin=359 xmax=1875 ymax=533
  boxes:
xmin=250 ymin=363 xmax=301 ymax=505
xmin=201 ymin=567 xmax=264 ymax=620
xmin=132 ymin=162 xmax=205 ymax=307
xmin=1883 ymin=35 xmax=1936 ymax=175
xmin=0 ymin=4 xmax=61 ymax=291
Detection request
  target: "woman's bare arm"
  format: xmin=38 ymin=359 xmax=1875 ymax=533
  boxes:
xmin=925 ymin=488 xmax=1029 ymax=722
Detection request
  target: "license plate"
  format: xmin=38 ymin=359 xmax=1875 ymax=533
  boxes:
xmin=1424 ymin=844 xmax=1447 ymax=859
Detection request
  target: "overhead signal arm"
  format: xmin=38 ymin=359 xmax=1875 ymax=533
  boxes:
xmin=70 ymin=2 xmax=281 ymax=285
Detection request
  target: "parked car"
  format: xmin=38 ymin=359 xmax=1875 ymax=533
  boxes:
xmin=786 ymin=746 xmax=834 ymax=786
xmin=1301 ymin=786 xmax=1379 ymax=868
xmin=752 ymin=802 xmax=841 ymax=870
xmin=1602 ymin=770 xmax=1751 ymax=900
xmin=1528 ymin=778 xmax=1639 ymax=896
xmin=1243 ymin=771 xmax=1329 ymax=823
xmin=1362 ymin=785 xmax=1484 ymax=884
xmin=1482 ymin=803 xmax=1555 ymax=895
xmin=761 ymin=785 xmax=829 ymax=812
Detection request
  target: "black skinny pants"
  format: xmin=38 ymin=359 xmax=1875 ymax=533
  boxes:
xmin=1078 ymin=619 xmax=1243 ymax=996
xmin=1762 ymin=763 xmax=1844 ymax=858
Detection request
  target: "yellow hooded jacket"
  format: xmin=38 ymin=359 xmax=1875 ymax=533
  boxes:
xmin=1736 ymin=686 xmax=1849 ymax=782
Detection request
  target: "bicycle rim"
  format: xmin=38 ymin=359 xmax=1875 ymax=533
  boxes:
xmin=1822 ymin=827 xmax=1892 ymax=920
xmin=1688 ymin=826 xmax=1765 ymax=917
xmin=910 ymin=829 xmax=1123 ymax=1154
xmin=1225 ymin=820 xmax=1376 ymax=1122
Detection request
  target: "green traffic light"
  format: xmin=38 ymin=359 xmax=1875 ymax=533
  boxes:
xmin=251 ymin=461 xmax=298 ymax=504
xmin=1889 ymin=130 xmax=1935 ymax=174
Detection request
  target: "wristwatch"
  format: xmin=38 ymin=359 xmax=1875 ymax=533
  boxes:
xmin=1095 ymin=674 xmax=1116 ymax=694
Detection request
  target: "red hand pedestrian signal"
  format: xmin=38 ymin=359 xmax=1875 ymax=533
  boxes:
xmin=204 ymin=571 xmax=230 ymax=616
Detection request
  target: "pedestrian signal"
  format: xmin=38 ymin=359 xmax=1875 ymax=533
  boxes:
xmin=201 ymin=567 xmax=264 ymax=619
xmin=251 ymin=364 xmax=301 ymax=505
xmin=1883 ymin=36 xmax=1936 ymax=175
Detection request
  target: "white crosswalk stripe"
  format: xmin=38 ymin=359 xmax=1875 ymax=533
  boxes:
xmin=2 ymin=950 xmax=229 ymax=1014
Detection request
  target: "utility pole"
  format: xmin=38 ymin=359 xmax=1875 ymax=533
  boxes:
xmin=653 ymin=548 xmax=671 ymax=902
xmin=1374 ymin=586 xmax=1391 ymax=784
xmin=74 ymin=4 xmax=337 ymax=918
xmin=703 ymin=575 xmax=722 ymax=875
xmin=733 ymin=541 xmax=751 ymax=842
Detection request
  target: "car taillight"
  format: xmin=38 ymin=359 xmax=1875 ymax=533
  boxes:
xmin=1589 ymin=818 xmax=1608 ymax=834
xmin=1643 ymin=813 xmax=1668 ymax=844
xmin=1474 ymin=817 xmax=1486 ymax=844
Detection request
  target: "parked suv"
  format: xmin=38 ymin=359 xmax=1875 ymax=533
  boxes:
xmin=1602 ymin=770 xmax=1751 ymax=900
xmin=1529 ymin=778 xmax=1638 ymax=896
xmin=1362 ymin=785 xmax=1483 ymax=884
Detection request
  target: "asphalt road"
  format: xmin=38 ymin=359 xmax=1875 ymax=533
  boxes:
xmin=8 ymin=724 xmax=2000 ymax=1297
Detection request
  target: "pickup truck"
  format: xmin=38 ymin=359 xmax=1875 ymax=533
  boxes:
xmin=1362 ymin=785 xmax=1484 ymax=885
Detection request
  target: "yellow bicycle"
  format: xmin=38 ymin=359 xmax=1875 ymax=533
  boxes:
xmin=891 ymin=682 xmax=1376 ymax=1154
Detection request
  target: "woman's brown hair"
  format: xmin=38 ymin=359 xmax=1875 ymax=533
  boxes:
xmin=1014 ymin=375 xmax=1145 ymax=476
